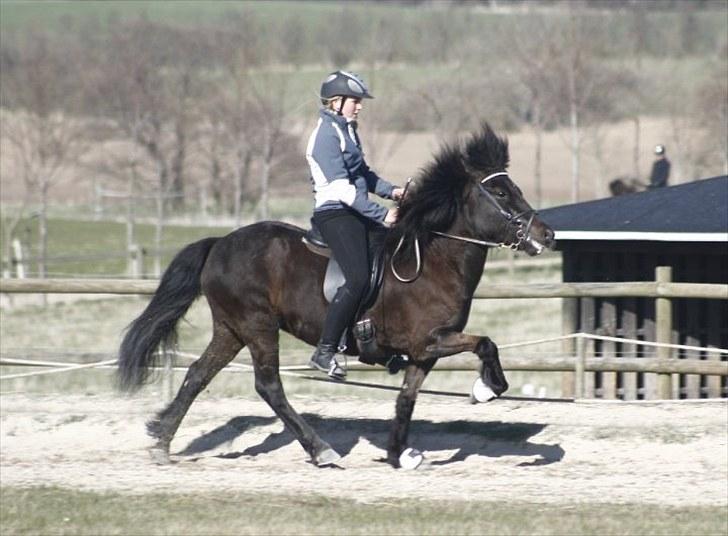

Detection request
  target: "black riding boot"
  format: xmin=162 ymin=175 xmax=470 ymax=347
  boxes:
xmin=309 ymin=342 xmax=347 ymax=380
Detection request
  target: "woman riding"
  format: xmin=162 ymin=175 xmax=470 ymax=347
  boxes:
xmin=306 ymin=70 xmax=403 ymax=380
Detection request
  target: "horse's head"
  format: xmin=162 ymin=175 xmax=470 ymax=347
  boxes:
xmin=396 ymin=123 xmax=554 ymax=256
xmin=460 ymin=124 xmax=555 ymax=255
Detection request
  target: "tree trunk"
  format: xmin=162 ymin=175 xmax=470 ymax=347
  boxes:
xmin=154 ymin=158 xmax=168 ymax=277
xmin=633 ymin=116 xmax=641 ymax=180
xmin=593 ymin=128 xmax=606 ymax=199
xmin=570 ymin=100 xmax=580 ymax=203
xmin=126 ymin=162 xmax=137 ymax=253
xmin=210 ymin=154 xmax=222 ymax=210
xmin=533 ymin=99 xmax=543 ymax=209
xmin=154 ymin=190 xmax=164 ymax=278
xmin=171 ymin=120 xmax=186 ymax=211
xmin=258 ymin=133 xmax=272 ymax=221
xmin=39 ymin=179 xmax=49 ymax=280
xmin=233 ymin=145 xmax=251 ymax=227
xmin=259 ymin=155 xmax=271 ymax=221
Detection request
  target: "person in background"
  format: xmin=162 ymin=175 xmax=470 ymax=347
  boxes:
xmin=648 ymin=144 xmax=671 ymax=189
xmin=305 ymin=70 xmax=404 ymax=380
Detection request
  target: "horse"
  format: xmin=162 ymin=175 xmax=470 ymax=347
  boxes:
xmin=609 ymin=176 xmax=646 ymax=196
xmin=117 ymin=122 xmax=555 ymax=468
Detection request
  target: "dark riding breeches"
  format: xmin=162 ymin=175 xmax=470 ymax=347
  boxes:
xmin=313 ymin=208 xmax=374 ymax=347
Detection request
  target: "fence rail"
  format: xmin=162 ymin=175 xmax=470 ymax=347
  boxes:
xmin=2 ymin=278 xmax=726 ymax=300
xmin=1 ymin=275 xmax=726 ymax=400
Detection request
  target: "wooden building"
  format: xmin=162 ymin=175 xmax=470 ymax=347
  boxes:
xmin=540 ymin=176 xmax=728 ymax=399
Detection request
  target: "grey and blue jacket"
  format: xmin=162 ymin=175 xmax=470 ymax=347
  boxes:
xmin=306 ymin=108 xmax=395 ymax=222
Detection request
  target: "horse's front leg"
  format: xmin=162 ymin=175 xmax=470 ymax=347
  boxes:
xmin=424 ymin=331 xmax=509 ymax=397
xmin=387 ymin=359 xmax=435 ymax=467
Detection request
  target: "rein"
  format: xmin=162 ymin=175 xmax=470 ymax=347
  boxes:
xmin=390 ymin=171 xmax=536 ymax=283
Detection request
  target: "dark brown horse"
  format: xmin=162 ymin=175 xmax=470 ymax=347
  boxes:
xmin=117 ymin=123 xmax=555 ymax=468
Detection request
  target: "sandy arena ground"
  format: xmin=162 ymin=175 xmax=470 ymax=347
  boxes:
xmin=1 ymin=393 xmax=726 ymax=506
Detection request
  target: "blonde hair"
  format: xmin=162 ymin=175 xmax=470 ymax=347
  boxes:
xmin=322 ymin=96 xmax=342 ymax=109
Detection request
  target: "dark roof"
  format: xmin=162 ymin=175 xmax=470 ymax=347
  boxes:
xmin=539 ymin=176 xmax=728 ymax=241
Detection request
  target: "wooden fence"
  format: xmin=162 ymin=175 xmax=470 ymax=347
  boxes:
xmin=1 ymin=270 xmax=726 ymax=400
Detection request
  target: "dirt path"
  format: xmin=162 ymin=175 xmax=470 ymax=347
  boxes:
xmin=1 ymin=393 xmax=726 ymax=506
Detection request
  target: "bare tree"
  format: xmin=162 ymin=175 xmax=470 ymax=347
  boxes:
xmin=506 ymin=22 xmax=560 ymax=208
xmin=247 ymin=72 xmax=296 ymax=221
xmin=509 ymin=9 xmax=632 ymax=202
xmin=0 ymin=31 xmax=88 ymax=279
xmin=694 ymin=65 xmax=728 ymax=176
xmin=88 ymin=19 xmax=208 ymax=273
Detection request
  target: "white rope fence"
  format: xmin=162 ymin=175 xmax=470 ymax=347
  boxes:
xmin=2 ymin=333 xmax=726 ymax=383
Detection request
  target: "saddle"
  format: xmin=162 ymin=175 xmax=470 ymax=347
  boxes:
xmin=303 ymin=224 xmax=386 ymax=313
xmin=302 ymin=223 xmax=407 ymax=373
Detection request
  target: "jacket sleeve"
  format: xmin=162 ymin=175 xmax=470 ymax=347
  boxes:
xmin=361 ymin=160 xmax=396 ymax=199
xmin=349 ymin=186 xmax=389 ymax=222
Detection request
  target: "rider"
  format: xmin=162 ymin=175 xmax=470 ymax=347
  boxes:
xmin=306 ymin=70 xmax=403 ymax=380
xmin=648 ymin=144 xmax=671 ymax=189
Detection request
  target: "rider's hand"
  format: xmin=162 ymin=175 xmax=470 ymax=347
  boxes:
xmin=392 ymin=187 xmax=405 ymax=201
xmin=384 ymin=207 xmax=399 ymax=226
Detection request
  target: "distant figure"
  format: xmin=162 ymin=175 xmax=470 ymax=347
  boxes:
xmin=648 ymin=144 xmax=671 ymax=189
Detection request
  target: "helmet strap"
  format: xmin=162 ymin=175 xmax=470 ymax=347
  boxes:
xmin=337 ymin=96 xmax=347 ymax=116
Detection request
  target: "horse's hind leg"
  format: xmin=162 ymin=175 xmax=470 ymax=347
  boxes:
xmin=248 ymin=335 xmax=341 ymax=466
xmin=147 ymin=320 xmax=243 ymax=463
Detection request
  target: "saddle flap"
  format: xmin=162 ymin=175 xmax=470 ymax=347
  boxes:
xmin=323 ymin=258 xmax=345 ymax=302
xmin=321 ymin=244 xmax=386 ymax=312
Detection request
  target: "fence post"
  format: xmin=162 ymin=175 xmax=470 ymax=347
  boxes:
xmin=656 ymin=266 xmax=673 ymax=399
xmin=574 ymin=334 xmax=586 ymax=399
xmin=127 ymin=244 xmax=143 ymax=278
xmin=561 ymin=298 xmax=578 ymax=398
xmin=11 ymin=239 xmax=26 ymax=279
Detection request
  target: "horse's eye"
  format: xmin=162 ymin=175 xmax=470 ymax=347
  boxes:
xmin=496 ymin=190 xmax=507 ymax=198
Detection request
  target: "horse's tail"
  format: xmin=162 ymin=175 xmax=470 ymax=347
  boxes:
xmin=117 ymin=237 xmax=219 ymax=392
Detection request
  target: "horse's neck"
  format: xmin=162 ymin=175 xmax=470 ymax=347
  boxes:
xmin=425 ymin=235 xmax=488 ymax=297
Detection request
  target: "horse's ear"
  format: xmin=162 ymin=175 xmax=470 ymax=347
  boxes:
xmin=464 ymin=122 xmax=510 ymax=173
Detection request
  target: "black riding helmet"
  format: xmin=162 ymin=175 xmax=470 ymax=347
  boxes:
xmin=320 ymin=71 xmax=373 ymax=114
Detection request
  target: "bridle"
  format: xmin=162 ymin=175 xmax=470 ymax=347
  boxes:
xmin=442 ymin=171 xmax=538 ymax=251
xmin=390 ymin=171 xmax=538 ymax=283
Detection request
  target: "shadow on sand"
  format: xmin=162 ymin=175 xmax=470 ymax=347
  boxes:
xmin=177 ymin=413 xmax=564 ymax=467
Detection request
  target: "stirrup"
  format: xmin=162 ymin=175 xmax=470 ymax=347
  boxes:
xmin=309 ymin=349 xmax=347 ymax=381
xmin=326 ymin=359 xmax=347 ymax=381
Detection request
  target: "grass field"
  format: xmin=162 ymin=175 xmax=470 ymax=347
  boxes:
xmin=1 ymin=217 xmax=232 ymax=277
xmin=1 ymin=486 xmax=725 ymax=536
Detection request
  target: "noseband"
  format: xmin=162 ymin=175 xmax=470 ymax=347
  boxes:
xmin=391 ymin=172 xmax=538 ymax=283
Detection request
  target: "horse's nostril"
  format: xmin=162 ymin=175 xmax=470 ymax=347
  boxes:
xmin=545 ymin=229 xmax=555 ymax=246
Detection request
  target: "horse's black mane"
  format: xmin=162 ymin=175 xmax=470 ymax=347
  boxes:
xmin=392 ymin=122 xmax=509 ymax=245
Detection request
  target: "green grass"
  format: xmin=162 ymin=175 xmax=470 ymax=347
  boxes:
xmin=1 ymin=216 xmax=231 ymax=277
xmin=1 ymin=486 xmax=725 ymax=536
xmin=2 ymin=0 xmax=725 ymax=61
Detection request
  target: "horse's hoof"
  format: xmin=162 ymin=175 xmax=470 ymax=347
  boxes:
xmin=146 ymin=419 xmax=163 ymax=440
xmin=399 ymin=448 xmax=424 ymax=470
xmin=314 ymin=447 xmax=342 ymax=467
xmin=149 ymin=446 xmax=171 ymax=465
xmin=470 ymin=377 xmax=497 ymax=404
